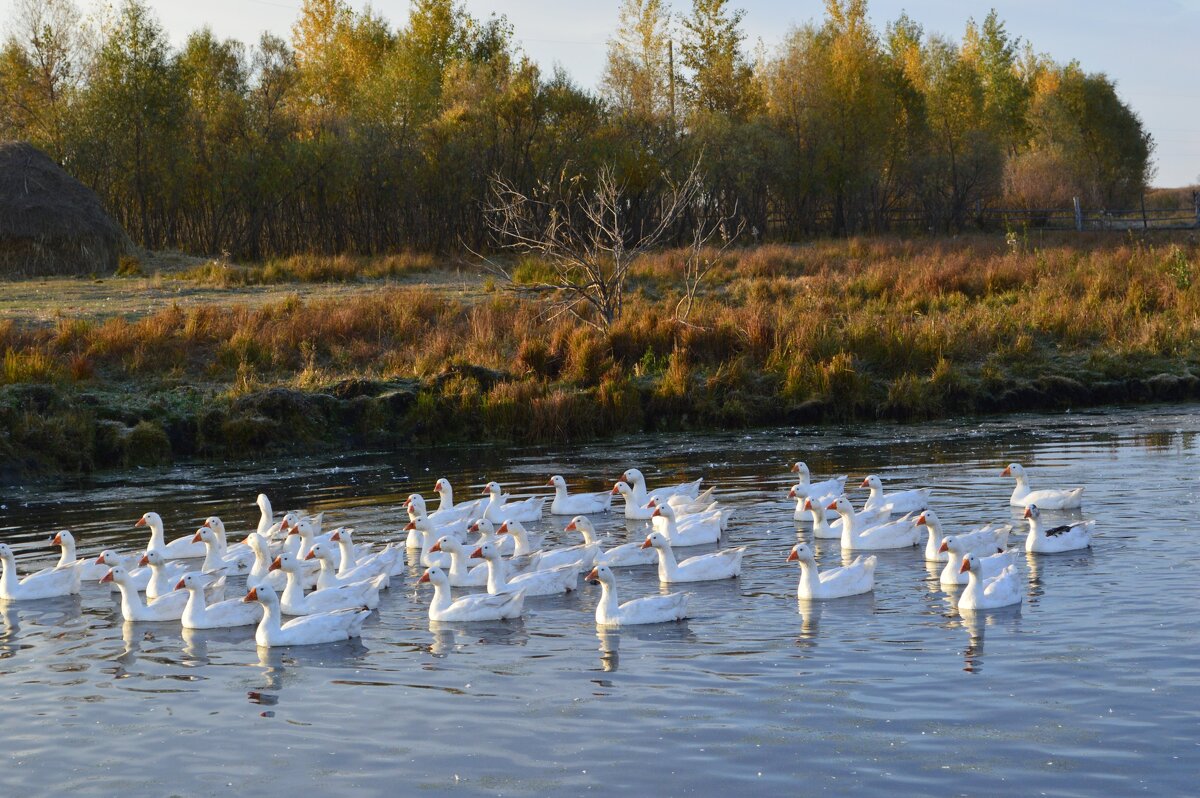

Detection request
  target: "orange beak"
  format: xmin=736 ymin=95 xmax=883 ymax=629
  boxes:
xmin=470 ymin=547 xmax=484 ymax=559
xmin=481 ymin=488 xmax=489 ymax=496
xmin=243 ymin=588 xmax=258 ymax=602
xmin=138 ymin=554 xmax=150 ymax=567
xmin=1023 ymin=507 xmax=1032 ymax=519
xmin=825 ymin=500 xmax=838 ymax=511
xmin=52 ymin=533 xmax=63 ymax=546
xmin=497 ymin=522 xmax=509 ymax=535
xmin=859 ymin=478 xmax=869 ymax=488
xmin=280 ymin=519 xmax=290 ymax=532
xmin=959 ymin=559 xmax=971 ymax=573
xmin=304 ymin=550 xmax=317 ymax=560
xmin=241 ymin=536 xmax=252 ymax=545
xmin=418 ymin=570 xmax=430 ymax=583
xmin=546 ymin=480 xmax=555 ymax=486
xmin=938 ymin=540 xmax=949 ymax=553
xmin=192 ymin=531 xmax=203 ymax=543
xmin=787 ymin=488 xmax=796 ymax=499
xmin=1001 ymin=466 xmax=1012 ymax=477
xmin=640 ymin=537 xmax=653 ymax=549
xmin=94 ymin=554 xmax=107 ymax=565
xmin=469 ymin=521 xmax=479 ymax=532
xmin=202 ymin=519 xmax=212 ymax=528
xmin=584 ymin=567 xmax=599 ymax=582
xmin=803 ymin=498 xmax=812 ymax=510
xmin=790 ymin=463 xmax=799 ymax=472
xmin=174 ymin=578 xmax=187 ymax=590
xmin=269 ymin=556 xmax=282 ymax=571
xmin=564 ymin=521 xmax=577 ymax=532
xmin=786 ymin=549 xmax=799 ymax=562
xmin=652 ymin=507 xmax=662 ymax=518
xmin=429 ymin=541 xmax=443 ymax=553
xmin=917 ymin=514 xmax=926 ymax=525
xmin=135 ymin=517 xmax=147 ymax=527
xmin=100 ymin=570 xmax=114 ymax=584
xmin=405 ymin=521 xmax=416 ymax=531
xmin=610 ymin=484 xmax=620 ymax=495
xmin=330 ymin=531 xmax=341 ymax=542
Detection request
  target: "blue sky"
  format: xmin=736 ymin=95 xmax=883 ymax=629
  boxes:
xmin=130 ymin=1 xmax=1200 ymax=186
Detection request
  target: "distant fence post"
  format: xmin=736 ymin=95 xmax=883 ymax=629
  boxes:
xmin=1073 ymin=197 xmax=1083 ymax=231
xmin=1141 ymin=195 xmax=1148 ymax=230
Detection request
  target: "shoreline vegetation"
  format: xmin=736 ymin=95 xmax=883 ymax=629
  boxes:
xmin=2 ymin=234 xmax=1198 ymax=480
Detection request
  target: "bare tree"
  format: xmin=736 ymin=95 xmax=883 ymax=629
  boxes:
xmin=482 ymin=163 xmax=706 ymax=330
xmin=675 ymin=207 xmax=746 ymax=326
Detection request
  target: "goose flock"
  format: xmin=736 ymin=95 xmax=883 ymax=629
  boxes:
xmin=0 ymin=462 xmax=1094 ymax=649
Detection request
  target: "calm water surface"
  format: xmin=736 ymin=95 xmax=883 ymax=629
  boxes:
xmin=1 ymin=405 xmax=1198 ymax=796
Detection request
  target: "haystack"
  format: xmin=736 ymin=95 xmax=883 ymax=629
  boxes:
xmin=0 ymin=141 xmax=129 ymax=276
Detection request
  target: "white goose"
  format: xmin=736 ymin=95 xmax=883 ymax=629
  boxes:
xmin=242 ymin=584 xmax=370 ymax=647
xmin=498 ymin=520 xmax=600 ymax=571
xmin=1023 ymin=505 xmax=1094 ymax=553
xmin=481 ymin=482 xmax=546 ymax=523
xmin=470 ymin=542 xmax=577 ymax=596
xmin=465 ymin=519 xmax=518 ymax=556
xmin=802 ymin=497 xmax=888 ymax=539
xmin=548 ymin=475 xmax=613 ymax=515
xmin=1003 ymin=464 xmax=1085 ymax=509
xmin=243 ymin=532 xmax=294 ymax=591
xmin=406 ymin=496 xmax=471 ymax=544
xmin=918 ymin=510 xmax=1012 ymax=562
xmin=938 ymin=537 xmax=1015 ymax=586
xmin=663 ymin=486 xmax=717 ymax=514
xmin=789 ymin=462 xmax=846 ymax=508
xmin=620 ymin=468 xmax=702 ymax=509
xmin=304 ymin=544 xmax=390 ymax=595
xmin=192 ymin=527 xmax=251 ymax=574
xmin=586 ymin=565 xmax=689 ymax=626
xmin=566 ymin=516 xmax=656 ymax=567
xmin=956 ymin=555 xmax=1022 ymax=610
xmin=650 ymin=503 xmax=722 ymax=547
xmin=330 ymin=528 xmax=401 ymax=578
xmin=177 ymin=572 xmax=261 ymax=629
xmin=138 ymin=550 xmax=194 ymax=600
xmin=790 ymin=485 xmax=838 ymax=521
xmin=137 ymin=511 xmax=206 ymax=559
xmin=273 ymin=552 xmax=384 ymax=614
xmin=93 ymin=550 xmax=150 ymax=592
xmin=428 ymin=536 xmax=490 ymax=587
xmin=200 ymin=517 xmax=255 ymax=566
xmin=860 ymin=475 xmax=931 ymax=515
xmin=103 ymin=565 xmax=222 ymax=622
xmin=828 ymin=497 xmax=921 ymax=551
xmin=0 ymin=543 xmax=80 ymax=600
xmin=610 ymin=481 xmax=655 ymax=520
xmin=254 ymin=493 xmax=276 ymax=539
xmin=647 ymin=496 xmax=732 ymax=531
xmin=640 ymin=532 xmax=744 ymax=583
xmin=34 ymin=530 xmax=106 ymax=583
xmin=432 ymin=478 xmax=488 ymax=519
xmin=418 ymin=567 xmax=525 ymax=622
xmin=787 ymin=543 xmax=875 ymax=599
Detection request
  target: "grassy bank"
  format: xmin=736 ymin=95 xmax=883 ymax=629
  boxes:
xmin=2 ymin=234 xmax=1198 ymax=479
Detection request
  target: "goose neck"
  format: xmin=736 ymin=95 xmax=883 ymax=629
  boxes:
xmin=595 ymin=580 xmax=619 ymax=623
xmin=484 ymin=557 xmax=508 ymax=594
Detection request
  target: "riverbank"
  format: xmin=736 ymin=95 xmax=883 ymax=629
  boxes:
xmin=2 ymin=234 xmax=1198 ymax=479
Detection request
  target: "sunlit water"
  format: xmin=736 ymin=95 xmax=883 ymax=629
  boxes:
xmin=1 ymin=404 xmax=1197 ymax=795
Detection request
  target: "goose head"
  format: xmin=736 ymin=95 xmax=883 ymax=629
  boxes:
xmin=304 ymin=543 xmax=334 ymax=564
xmin=406 ymin=494 xmax=426 ymax=513
xmin=175 ymin=572 xmax=217 ymax=592
xmin=496 ymin=519 xmax=528 ymax=540
xmin=135 ymin=511 xmax=163 ymax=533
xmin=100 ymin=565 xmax=129 ymax=585
xmin=256 ymin=493 xmax=271 ymax=512
xmin=940 ymin=536 xmax=963 ymax=555
xmin=860 ymin=475 xmax=883 ymax=491
xmin=1023 ymin=504 xmax=1040 ymax=521
xmin=1002 ymin=463 xmax=1027 ymax=481
xmin=565 ymin=516 xmax=596 ymax=544
xmin=429 ymin=535 xmax=460 ymax=555
xmin=0 ymin=543 xmax=14 ymax=563
xmin=960 ymin=554 xmax=979 ymax=574
xmin=826 ymin=496 xmax=854 ymax=517
xmin=917 ymin=509 xmax=939 ymax=529
xmin=244 ymin=532 xmax=268 ymax=554
xmin=790 ymin=461 xmax=810 ymax=480
xmin=202 ymin=517 xmax=225 ymax=537
xmin=243 ymin=584 xmax=279 ymax=605
xmin=192 ymin=527 xmax=219 ymax=547
xmin=329 ymin=527 xmax=354 ymax=545
xmin=470 ymin=518 xmax=495 ymax=537
xmin=548 ymin=475 xmax=567 ymax=490
xmin=482 ymin=481 xmax=503 ymax=498
xmin=787 ymin=485 xmax=800 ymax=499
xmin=433 ymin=478 xmax=449 ymax=495
xmin=787 ymin=542 xmax=816 ymax=564
xmin=585 ymin=564 xmax=614 ymax=586
xmin=139 ymin=550 xmax=168 ymax=569
xmin=51 ymin=529 xmax=75 ymax=549
xmin=470 ymin=542 xmax=498 ymax=561
xmin=270 ymin=552 xmax=300 ymax=572
xmin=611 ymin=480 xmax=633 ymax=497
xmin=651 ymin=503 xmax=676 ymax=521
xmin=640 ymin=532 xmax=669 ymax=550
xmin=94 ymin=549 xmax=121 ymax=566
xmin=417 ymin=566 xmax=448 ymax=586
xmin=621 ymin=468 xmax=645 ymax=487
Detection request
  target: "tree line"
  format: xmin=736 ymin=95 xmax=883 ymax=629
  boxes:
xmin=0 ymin=0 xmax=1155 ymax=258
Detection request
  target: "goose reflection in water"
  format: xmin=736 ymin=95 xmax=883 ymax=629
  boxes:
xmin=180 ymin=625 xmax=254 ymax=666
xmin=427 ymin=617 xmax=530 ymax=657
xmin=956 ymin=605 xmax=1022 ymax=674
xmin=596 ymin=627 xmax=619 ymax=672
xmin=253 ymin=638 xmax=369 ymax=696
xmin=1 ymin=595 xmax=83 ymax=660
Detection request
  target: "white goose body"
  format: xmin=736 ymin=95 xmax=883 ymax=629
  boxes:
xmin=35 ymin=530 xmax=106 ymax=583
xmin=548 ymin=475 xmax=613 ymax=515
xmin=1023 ymin=505 xmax=1094 ymax=553
xmin=306 ymin=545 xmax=389 ymax=599
xmin=861 ymin=476 xmax=931 ymax=515
xmin=789 ymin=463 xmax=846 ymax=518
xmin=179 ymin=573 xmax=261 ymax=629
xmin=481 ymin=482 xmax=546 ymax=523
xmin=787 ymin=543 xmax=875 ymax=599
xmin=244 ymin=585 xmax=369 ymax=647
xmin=138 ymin=512 xmax=206 ymax=559
xmin=1003 ymin=464 xmax=1084 ymax=509
xmin=621 ymin=468 xmax=703 ymax=511
xmin=201 ymin=517 xmax=255 ymax=566
xmin=499 ymin=520 xmax=600 ymax=571
xmin=103 ymin=566 xmax=219 ymax=622
xmin=275 ymin=552 xmax=384 ymax=614
xmin=587 ymin=565 xmax=689 ymax=626
xmin=803 ymin=498 xmax=887 ymax=539
xmin=957 ymin=557 xmax=1023 ymax=610
xmin=642 ymin=533 xmax=744 ymax=583
xmin=830 ymin=498 xmax=921 ymax=551
xmin=567 ymin=517 xmax=657 ymax=567
xmin=139 ymin=551 xmax=193 ymax=600
xmin=650 ymin=504 xmax=722 ymax=547
xmin=432 ymin=478 xmax=488 ymax=520
xmin=472 ymin=543 xmax=577 ymax=596
xmin=611 ymin=481 xmax=655 ymax=520
xmin=665 ymin=485 xmax=717 ymax=514
xmin=244 ymin=533 xmax=296 ymax=591
xmin=419 ymin=567 xmax=525 ymax=622
xmin=332 ymin=529 xmax=402 ymax=578
xmin=193 ymin=528 xmax=251 ymax=574
xmin=0 ymin=543 xmax=80 ymax=600
xmin=939 ymin=537 xmax=1016 ymax=586
xmin=428 ymin=536 xmax=490 ymax=587
xmin=919 ymin=511 xmax=1012 ymax=562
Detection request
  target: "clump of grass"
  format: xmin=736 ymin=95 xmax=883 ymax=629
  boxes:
xmin=178 ymin=252 xmax=438 ymax=286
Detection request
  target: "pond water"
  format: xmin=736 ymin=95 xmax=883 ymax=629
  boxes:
xmin=1 ymin=404 xmax=1197 ymax=796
